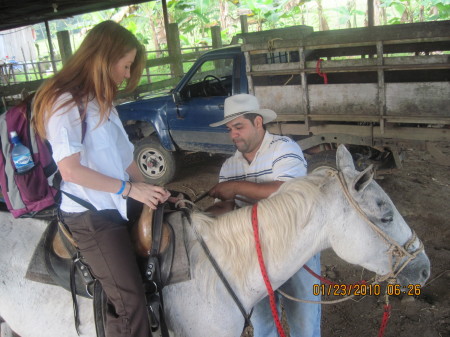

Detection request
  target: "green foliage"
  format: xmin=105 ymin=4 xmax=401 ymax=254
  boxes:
xmin=32 ymin=0 xmax=450 ymax=54
xmin=20 ymin=0 xmax=450 ymax=88
xmin=380 ymin=0 xmax=450 ymax=23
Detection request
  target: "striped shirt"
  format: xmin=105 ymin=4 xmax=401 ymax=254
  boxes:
xmin=219 ymin=131 xmax=307 ymax=207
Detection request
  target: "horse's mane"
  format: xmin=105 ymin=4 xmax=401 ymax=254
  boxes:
xmin=190 ymin=171 xmax=327 ymax=290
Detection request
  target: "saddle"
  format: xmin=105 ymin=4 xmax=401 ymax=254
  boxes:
xmin=26 ymin=198 xmax=192 ymax=336
xmin=40 ymin=203 xmax=177 ymax=297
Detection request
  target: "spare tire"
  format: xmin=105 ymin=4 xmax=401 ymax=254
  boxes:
xmin=307 ymin=150 xmax=338 ymax=174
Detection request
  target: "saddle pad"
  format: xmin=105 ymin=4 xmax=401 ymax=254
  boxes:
xmin=25 ymin=223 xmax=56 ymax=285
xmin=25 ymin=212 xmax=192 ymax=286
xmin=165 ymin=211 xmax=191 ymax=285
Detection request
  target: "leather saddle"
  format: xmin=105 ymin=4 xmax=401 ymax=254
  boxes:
xmin=38 ymin=202 xmax=176 ymax=298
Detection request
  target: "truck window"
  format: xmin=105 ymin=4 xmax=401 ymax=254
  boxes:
xmin=180 ymin=57 xmax=233 ymax=99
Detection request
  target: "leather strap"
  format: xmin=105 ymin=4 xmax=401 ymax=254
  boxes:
xmin=93 ymin=280 xmax=106 ymax=337
xmin=62 ymin=190 xmax=97 ymax=211
xmin=182 ymin=209 xmax=252 ymax=328
xmin=151 ymin=203 xmax=165 ymax=257
xmin=146 ymin=203 xmax=170 ymax=337
xmin=70 ymin=252 xmax=81 ymax=335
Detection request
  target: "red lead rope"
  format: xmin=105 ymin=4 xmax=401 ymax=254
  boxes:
xmin=251 ymin=204 xmax=286 ymax=337
xmin=378 ymin=304 xmax=392 ymax=337
xmin=316 ymin=59 xmax=328 ymax=84
xmin=252 ymin=204 xmax=390 ymax=337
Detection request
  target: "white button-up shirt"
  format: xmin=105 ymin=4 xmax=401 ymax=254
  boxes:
xmin=219 ymin=131 xmax=307 ymax=207
xmin=46 ymin=93 xmax=134 ymax=219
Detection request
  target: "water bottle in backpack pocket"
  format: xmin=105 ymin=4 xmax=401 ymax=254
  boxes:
xmin=10 ymin=131 xmax=35 ymax=173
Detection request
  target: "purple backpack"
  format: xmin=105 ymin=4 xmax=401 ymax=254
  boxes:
xmin=0 ymin=95 xmax=84 ymax=219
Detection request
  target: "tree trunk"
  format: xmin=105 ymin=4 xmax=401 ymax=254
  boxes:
xmin=219 ymin=0 xmax=231 ymax=31
xmin=317 ymin=0 xmax=329 ymax=31
xmin=374 ymin=0 xmax=387 ymax=26
xmin=149 ymin=17 xmax=162 ymax=58
xmin=346 ymin=0 xmax=354 ymax=28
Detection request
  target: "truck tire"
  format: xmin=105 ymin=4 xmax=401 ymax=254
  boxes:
xmin=134 ymin=136 xmax=176 ymax=185
xmin=307 ymin=150 xmax=338 ymax=174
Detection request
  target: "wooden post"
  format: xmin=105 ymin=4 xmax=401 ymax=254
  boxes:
xmin=56 ymin=30 xmax=72 ymax=65
xmin=211 ymin=26 xmax=223 ymax=69
xmin=299 ymin=47 xmax=310 ymax=131
xmin=376 ymin=41 xmax=385 ymax=135
xmin=211 ymin=26 xmax=222 ymax=49
xmin=44 ymin=21 xmax=57 ymax=74
xmin=167 ymin=23 xmax=183 ymax=78
xmin=161 ymin=0 xmax=170 ymax=46
xmin=368 ymin=0 xmax=374 ymax=27
xmin=240 ymin=15 xmax=248 ymax=33
xmin=20 ymin=47 xmax=29 ymax=82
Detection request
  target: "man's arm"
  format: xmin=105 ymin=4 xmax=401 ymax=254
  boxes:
xmin=205 ymin=180 xmax=283 ymax=215
xmin=208 ymin=180 xmax=284 ymax=202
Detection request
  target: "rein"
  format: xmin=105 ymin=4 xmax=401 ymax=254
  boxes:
xmin=250 ymin=169 xmax=424 ymax=337
xmin=181 ymin=209 xmax=253 ymax=328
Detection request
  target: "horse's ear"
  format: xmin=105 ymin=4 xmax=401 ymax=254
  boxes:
xmin=352 ymin=164 xmax=374 ymax=192
xmin=336 ymin=145 xmax=355 ymax=171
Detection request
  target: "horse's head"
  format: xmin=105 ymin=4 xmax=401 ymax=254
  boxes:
xmin=327 ymin=145 xmax=430 ymax=286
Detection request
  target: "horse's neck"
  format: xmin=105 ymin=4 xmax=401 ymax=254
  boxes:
xmin=192 ymin=178 xmax=331 ymax=310
xmin=244 ymin=215 xmax=326 ymax=305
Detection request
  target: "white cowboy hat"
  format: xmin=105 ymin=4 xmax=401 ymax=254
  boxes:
xmin=209 ymin=94 xmax=277 ymax=127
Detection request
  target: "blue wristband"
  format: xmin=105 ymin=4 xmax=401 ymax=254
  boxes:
xmin=116 ymin=180 xmax=126 ymax=195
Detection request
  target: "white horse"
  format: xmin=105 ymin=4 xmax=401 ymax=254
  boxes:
xmin=0 ymin=145 xmax=430 ymax=337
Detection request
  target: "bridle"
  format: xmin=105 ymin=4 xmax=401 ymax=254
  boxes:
xmin=278 ymin=169 xmax=425 ymax=305
xmin=333 ymin=169 xmax=425 ymax=283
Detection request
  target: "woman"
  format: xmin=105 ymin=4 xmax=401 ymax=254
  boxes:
xmin=33 ymin=21 xmax=170 ymax=337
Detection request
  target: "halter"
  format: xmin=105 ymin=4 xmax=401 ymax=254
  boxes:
xmin=333 ymin=169 xmax=425 ymax=283
xmin=277 ymin=169 xmax=425 ymax=305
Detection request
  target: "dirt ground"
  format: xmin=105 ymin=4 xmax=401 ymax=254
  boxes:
xmin=166 ymin=144 xmax=450 ymax=337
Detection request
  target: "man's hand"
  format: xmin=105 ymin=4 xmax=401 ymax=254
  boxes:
xmin=205 ymin=200 xmax=236 ymax=216
xmin=208 ymin=181 xmax=237 ymax=201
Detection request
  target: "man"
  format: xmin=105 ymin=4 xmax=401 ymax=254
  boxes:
xmin=207 ymin=93 xmax=321 ymax=337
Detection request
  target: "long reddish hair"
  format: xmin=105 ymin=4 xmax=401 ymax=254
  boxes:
xmin=33 ymin=20 xmax=145 ymax=139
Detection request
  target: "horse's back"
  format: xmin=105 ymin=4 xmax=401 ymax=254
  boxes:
xmin=0 ymin=212 xmax=96 ymax=337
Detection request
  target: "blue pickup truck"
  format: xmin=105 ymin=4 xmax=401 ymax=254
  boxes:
xmin=117 ymin=46 xmax=246 ymax=184
xmin=117 ymin=22 xmax=449 ymax=185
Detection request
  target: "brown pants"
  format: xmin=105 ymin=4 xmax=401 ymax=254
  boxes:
xmin=62 ymin=207 xmax=150 ymax=337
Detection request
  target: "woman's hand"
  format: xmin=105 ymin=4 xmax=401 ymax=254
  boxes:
xmin=128 ymin=182 xmax=170 ymax=210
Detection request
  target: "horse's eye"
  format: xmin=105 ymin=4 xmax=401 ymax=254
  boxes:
xmin=381 ymin=216 xmax=393 ymax=223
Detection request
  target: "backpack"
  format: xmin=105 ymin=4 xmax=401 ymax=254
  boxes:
xmin=0 ymin=94 xmax=85 ymax=219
